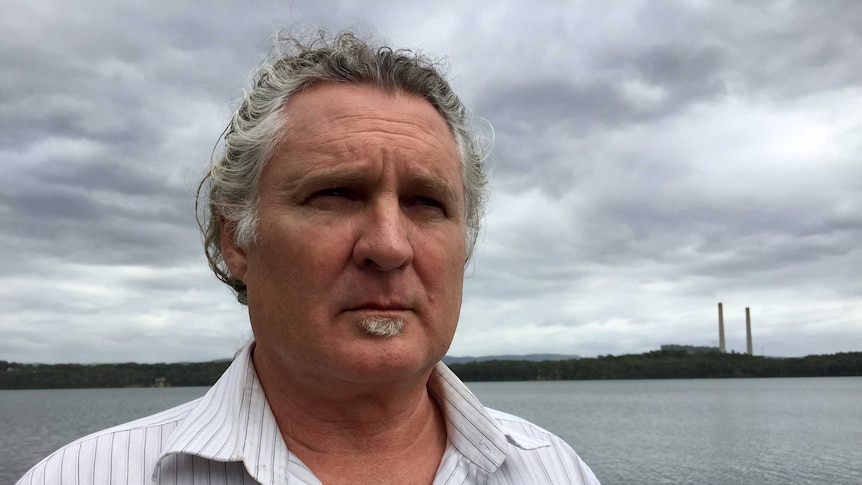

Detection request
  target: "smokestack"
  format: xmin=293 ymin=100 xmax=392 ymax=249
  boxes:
xmin=746 ymin=307 xmax=753 ymax=356
xmin=718 ymin=302 xmax=726 ymax=353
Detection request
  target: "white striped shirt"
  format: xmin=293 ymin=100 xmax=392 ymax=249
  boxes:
xmin=17 ymin=345 xmax=600 ymax=484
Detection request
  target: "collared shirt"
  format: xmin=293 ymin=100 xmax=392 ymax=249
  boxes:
xmin=18 ymin=345 xmax=600 ymax=484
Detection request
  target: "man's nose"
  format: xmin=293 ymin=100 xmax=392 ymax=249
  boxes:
xmin=352 ymin=198 xmax=414 ymax=271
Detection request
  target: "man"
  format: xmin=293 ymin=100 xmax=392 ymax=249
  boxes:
xmin=19 ymin=32 xmax=600 ymax=484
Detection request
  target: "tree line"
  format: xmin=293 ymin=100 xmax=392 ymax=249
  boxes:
xmin=1 ymin=350 xmax=860 ymax=389
xmin=0 ymin=360 xmax=230 ymax=389
xmin=447 ymin=351 xmax=862 ymax=381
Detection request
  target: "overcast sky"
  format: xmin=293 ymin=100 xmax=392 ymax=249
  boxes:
xmin=2 ymin=0 xmax=861 ymax=364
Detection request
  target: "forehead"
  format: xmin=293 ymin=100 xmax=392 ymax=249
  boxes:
xmin=268 ymin=83 xmax=463 ymax=190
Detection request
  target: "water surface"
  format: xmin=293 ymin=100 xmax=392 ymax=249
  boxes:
xmin=3 ymin=378 xmax=860 ymax=484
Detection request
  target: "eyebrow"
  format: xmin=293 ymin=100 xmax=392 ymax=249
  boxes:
xmin=278 ymin=170 xmax=368 ymax=195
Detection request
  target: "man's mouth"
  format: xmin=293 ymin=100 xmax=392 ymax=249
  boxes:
xmin=346 ymin=301 xmax=412 ymax=313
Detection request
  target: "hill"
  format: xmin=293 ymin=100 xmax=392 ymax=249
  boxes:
xmin=446 ymin=350 xmax=862 ymax=381
xmin=442 ymin=353 xmax=580 ymax=365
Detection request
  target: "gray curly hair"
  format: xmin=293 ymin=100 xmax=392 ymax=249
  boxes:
xmin=197 ymin=31 xmax=489 ymax=305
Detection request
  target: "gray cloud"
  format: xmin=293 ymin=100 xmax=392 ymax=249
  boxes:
xmin=2 ymin=1 xmax=861 ymax=363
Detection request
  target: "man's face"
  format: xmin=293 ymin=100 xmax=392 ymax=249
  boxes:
xmin=222 ymin=83 xmax=467 ymax=385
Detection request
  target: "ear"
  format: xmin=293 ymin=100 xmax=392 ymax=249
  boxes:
xmin=220 ymin=217 xmax=249 ymax=282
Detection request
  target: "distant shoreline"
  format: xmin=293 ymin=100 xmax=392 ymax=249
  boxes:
xmin=447 ymin=350 xmax=862 ymax=381
xmin=2 ymin=350 xmax=860 ymax=389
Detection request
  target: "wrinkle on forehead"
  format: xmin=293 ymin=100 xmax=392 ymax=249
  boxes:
xmin=287 ymin=114 xmax=457 ymax=159
xmin=280 ymin=83 xmax=457 ymax=150
xmin=267 ymin=84 xmax=464 ymax=203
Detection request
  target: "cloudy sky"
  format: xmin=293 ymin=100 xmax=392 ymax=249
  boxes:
xmin=2 ymin=0 xmax=860 ymax=364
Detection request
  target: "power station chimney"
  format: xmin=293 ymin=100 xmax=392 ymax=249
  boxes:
xmin=718 ymin=302 xmax=726 ymax=353
xmin=746 ymin=307 xmax=753 ymax=356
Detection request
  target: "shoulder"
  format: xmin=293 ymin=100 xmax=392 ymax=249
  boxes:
xmin=16 ymin=399 xmax=199 ymax=485
xmin=485 ymin=408 xmax=601 ymax=485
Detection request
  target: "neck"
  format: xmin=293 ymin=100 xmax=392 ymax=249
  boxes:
xmin=252 ymin=347 xmax=448 ymax=483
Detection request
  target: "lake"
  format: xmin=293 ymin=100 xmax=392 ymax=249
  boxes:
xmin=2 ymin=377 xmax=860 ymax=484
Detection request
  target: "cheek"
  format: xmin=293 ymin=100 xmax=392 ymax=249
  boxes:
xmin=428 ymin=242 xmax=466 ymax=314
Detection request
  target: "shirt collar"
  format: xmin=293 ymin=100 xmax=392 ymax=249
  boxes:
xmin=427 ymin=362 xmax=550 ymax=473
xmin=153 ymin=343 xmax=317 ymax=484
xmin=153 ymin=343 xmax=547 ymax=482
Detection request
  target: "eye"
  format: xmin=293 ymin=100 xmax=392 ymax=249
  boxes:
xmin=417 ymin=197 xmax=443 ymax=209
xmin=313 ymin=187 xmax=351 ymax=198
xmin=302 ymin=187 xmax=361 ymax=210
xmin=406 ymin=196 xmax=447 ymax=217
